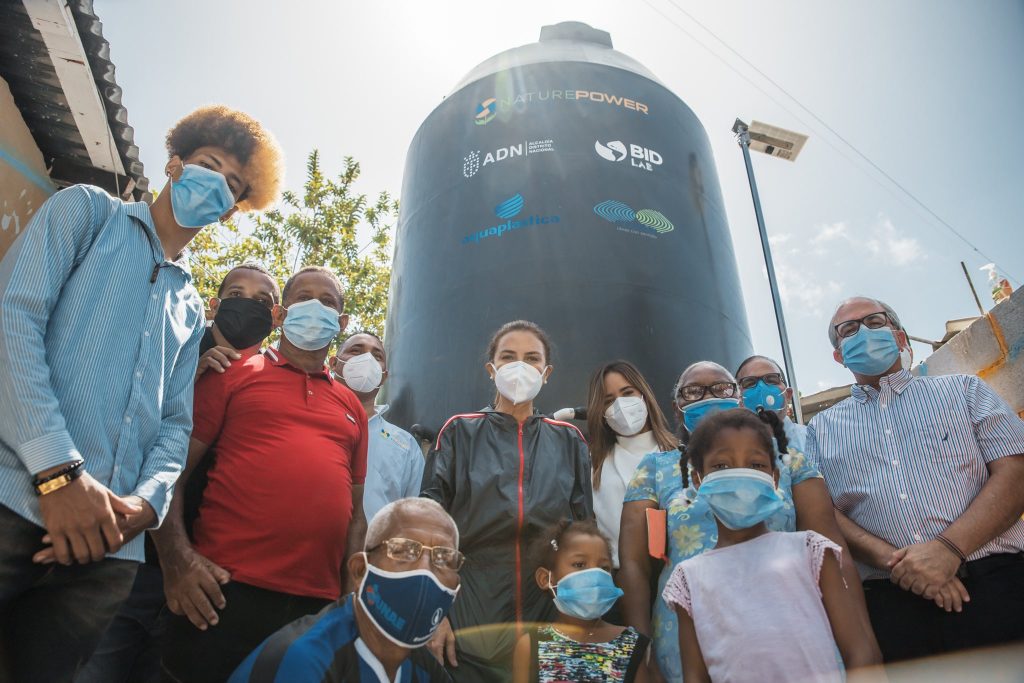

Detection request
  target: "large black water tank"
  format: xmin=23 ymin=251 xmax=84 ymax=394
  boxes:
xmin=384 ymin=21 xmax=753 ymax=432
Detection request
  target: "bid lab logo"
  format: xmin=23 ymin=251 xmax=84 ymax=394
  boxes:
xmin=594 ymin=140 xmax=663 ymax=172
xmin=462 ymin=140 xmax=556 ymax=178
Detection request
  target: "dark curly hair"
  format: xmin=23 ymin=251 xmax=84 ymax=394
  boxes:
xmin=528 ymin=518 xmax=608 ymax=575
xmin=679 ymin=408 xmax=788 ymax=487
xmin=165 ymin=105 xmax=283 ymax=211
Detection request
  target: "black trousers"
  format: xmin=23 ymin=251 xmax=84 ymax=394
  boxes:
xmin=160 ymin=580 xmax=331 ymax=683
xmin=0 ymin=504 xmax=139 ymax=683
xmin=863 ymin=552 xmax=1024 ymax=662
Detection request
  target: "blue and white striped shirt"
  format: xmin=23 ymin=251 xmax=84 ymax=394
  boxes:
xmin=807 ymin=368 xmax=1024 ymax=579
xmin=363 ymin=406 xmax=425 ymax=523
xmin=0 ymin=185 xmax=205 ymax=562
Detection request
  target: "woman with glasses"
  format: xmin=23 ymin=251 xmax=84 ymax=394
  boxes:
xmin=735 ymin=355 xmax=808 ymax=454
xmin=617 ymin=362 xmax=875 ymax=682
xmin=420 ymin=320 xmax=594 ymax=683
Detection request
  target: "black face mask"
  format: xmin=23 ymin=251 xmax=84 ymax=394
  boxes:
xmin=212 ymin=297 xmax=273 ymax=350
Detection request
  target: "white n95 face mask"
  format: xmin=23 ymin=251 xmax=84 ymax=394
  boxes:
xmin=604 ymin=396 xmax=649 ymax=436
xmin=340 ymin=352 xmax=384 ymax=393
xmin=491 ymin=361 xmax=546 ymax=405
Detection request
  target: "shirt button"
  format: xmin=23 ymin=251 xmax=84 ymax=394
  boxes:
xmin=913 ymin=533 xmax=923 ymax=542
xmin=308 ymin=390 xmax=314 ymax=396
xmin=884 ymin=429 xmax=892 ymax=435
xmin=135 ymin=371 xmax=143 ymax=379
xmin=899 ymin=493 xmax=908 ymax=500
xmin=891 ymin=460 xmax=898 ymax=466
xmin=124 ymin=416 xmax=132 ymax=424
xmin=151 ymin=293 xmax=158 ymax=300
xmin=143 ymin=331 xmax=150 ymax=337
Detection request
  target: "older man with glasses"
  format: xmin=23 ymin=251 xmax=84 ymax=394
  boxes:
xmin=229 ymin=497 xmax=459 ymax=682
xmin=807 ymin=296 xmax=1024 ymax=662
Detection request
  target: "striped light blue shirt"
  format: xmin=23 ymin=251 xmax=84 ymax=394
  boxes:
xmin=363 ymin=406 xmax=425 ymax=523
xmin=807 ymin=368 xmax=1024 ymax=579
xmin=0 ymin=185 xmax=205 ymax=562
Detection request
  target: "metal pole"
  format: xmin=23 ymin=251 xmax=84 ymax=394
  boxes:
xmin=733 ymin=119 xmax=803 ymax=424
xmin=960 ymin=261 xmax=986 ymax=316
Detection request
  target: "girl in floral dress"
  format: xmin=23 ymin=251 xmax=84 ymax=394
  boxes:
xmin=512 ymin=520 xmax=650 ymax=683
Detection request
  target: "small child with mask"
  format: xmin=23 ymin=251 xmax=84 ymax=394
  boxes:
xmin=662 ymin=409 xmax=882 ymax=683
xmin=512 ymin=520 xmax=651 ymax=683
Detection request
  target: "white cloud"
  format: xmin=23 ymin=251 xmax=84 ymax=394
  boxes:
xmin=773 ymin=260 xmax=844 ymax=317
xmin=769 ymin=232 xmax=794 ymax=247
xmin=864 ymin=216 xmax=924 ymax=266
xmin=812 ymin=221 xmax=848 ymax=244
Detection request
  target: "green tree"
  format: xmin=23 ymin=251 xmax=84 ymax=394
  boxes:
xmin=189 ymin=150 xmax=398 ymax=336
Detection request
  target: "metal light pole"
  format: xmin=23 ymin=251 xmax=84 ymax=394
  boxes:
xmin=732 ymin=118 xmax=806 ymax=423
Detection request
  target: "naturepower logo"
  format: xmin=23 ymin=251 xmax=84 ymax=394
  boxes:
xmin=461 ymin=193 xmax=561 ymax=245
xmin=472 ymin=89 xmax=650 ymax=125
xmin=594 ymin=140 xmax=663 ymax=172
xmin=594 ymin=200 xmax=674 ymax=237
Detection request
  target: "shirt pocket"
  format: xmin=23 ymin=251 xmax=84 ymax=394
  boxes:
xmin=916 ymin=421 xmax=970 ymax=467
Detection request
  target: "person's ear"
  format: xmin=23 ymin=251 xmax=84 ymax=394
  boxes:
xmin=165 ymin=156 xmax=184 ymax=181
xmin=219 ymin=206 xmax=239 ymax=222
xmin=485 ymin=362 xmax=496 ymax=381
xmin=380 ymin=369 xmax=389 ymax=384
xmin=542 ymin=365 xmax=553 ymax=383
xmin=272 ymin=304 xmax=286 ymax=329
xmin=895 ymin=329 xmax=909 ymax=350
xmin=832 ymin=346 xmax=845 ymax=367
xmin=348 ymin=551 xmax=368 ymax=585
xmin=691 ymin=471 xmax=702 ymax=489
xmin=329 ymin=355 xmax=340 ymax=373
xmin=338 ymin=314 xmax=350 ymax=335
xmin=208 ymin=297 xmax=221 ymax=314
xmin=772 ymin=469 xmax=780 ymax=488
xmin=534 ymin=566 xmax=553 ymax=591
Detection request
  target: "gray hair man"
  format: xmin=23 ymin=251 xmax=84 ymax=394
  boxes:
xmin=807 ymin=295 xmax=1024 ymax=662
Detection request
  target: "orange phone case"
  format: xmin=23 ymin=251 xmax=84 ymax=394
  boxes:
xmin=646 ymin=507 xmax=668 ymax=561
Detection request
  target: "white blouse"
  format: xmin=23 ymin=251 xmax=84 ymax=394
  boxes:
xmin=593 ymin=430 xmax=661 ymax=568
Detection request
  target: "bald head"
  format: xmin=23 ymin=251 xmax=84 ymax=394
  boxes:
xmin=365 ymin=498 xmax=459 ymax=550
xmin=828 ymin=297 xmax=902 ymax=348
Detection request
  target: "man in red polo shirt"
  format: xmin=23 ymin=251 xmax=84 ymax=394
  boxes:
xmin=153 ymin=266 xmax=368 ymax=683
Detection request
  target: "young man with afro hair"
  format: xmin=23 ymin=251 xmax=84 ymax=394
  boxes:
xmin=0 ymin=105 xmax=283 ymax=682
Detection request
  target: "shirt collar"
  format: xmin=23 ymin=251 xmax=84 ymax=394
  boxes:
xmin=123 ymin=200 xmax=193 ymax=281
xmin=264 ymin=346 xmax=332 ymax=381
xmin=850 ymin=368 xmax=913 ymax=403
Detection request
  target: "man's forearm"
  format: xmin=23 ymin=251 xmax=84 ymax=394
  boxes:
xmin=943 ymin=455 xmax=1024 ymax=556
xmin=835 ymin=510 xmax=897 ymax=569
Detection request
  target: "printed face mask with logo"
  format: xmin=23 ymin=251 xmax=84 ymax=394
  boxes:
xmin=840 ymin=326 xmax=901 ymax=376
xmin=340 ymin=352 xmax=384 ymax=393
xmin=742 ymin=381 xmax=786 ymax=415
xmin=358 ymin=562 xmax=459 ymax=648
xmin=604 ymin=396 xmax=649 ymax=437
xmin=212 ymin=298 xmax=273 ymax=350
xmin=170 ymin=163 xmax=235 ymax=228
xmin=282 ymin=299 xmax=341 ymax=351
xmin=491 ymin=361 xmax=547 ymax=405
xmin=681 ymin=397 xmax=740 ymax=433
xmin=694 ymin=469 xmax=784 ymax=530
xmin=547 ymin=567 xmax=624 ymax=620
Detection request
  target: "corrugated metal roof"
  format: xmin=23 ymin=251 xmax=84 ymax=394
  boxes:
xmin=0 ymin=0 xmax=151 ymax=202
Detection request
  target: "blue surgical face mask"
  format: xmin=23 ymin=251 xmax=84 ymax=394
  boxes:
xmin=840 ymin=326 xmax=901 ymax=376
xmin=742 ymin=381 xmax=787 ymax=415
xmin=547 ymin=567 xmax=623 ymax=620
xmin=282 ymin=299 xmax=341 ymax=351
xmin=695 ymin=468 xmax=784 ymax=530
xmin=170 ymin=163 xmax=235 ymax=229
xmin=682 ymin=397 xmax=740 ymax=433
xmin=358 ymin=562 xmax=459 ymax=648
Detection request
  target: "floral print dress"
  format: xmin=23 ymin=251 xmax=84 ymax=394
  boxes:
xmin=623 ymin=447 xmax=821 ymax=682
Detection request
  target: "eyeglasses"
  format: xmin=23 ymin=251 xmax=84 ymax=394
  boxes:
xmin=677 ymin=381 xmax=738 ymax=403
xmin=833 ymin=312 xmax=891 ymax=341
xmin=367 ymin=537 xmax=465 ymax=571
xmin=737 ymin=373 xmax=786 ymax=390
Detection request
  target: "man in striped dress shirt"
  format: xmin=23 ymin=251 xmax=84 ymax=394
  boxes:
xmin=807 ymin=296 xmax=1024 ymax=663
xmin=0 ymin=105 xmax=283 ymax=681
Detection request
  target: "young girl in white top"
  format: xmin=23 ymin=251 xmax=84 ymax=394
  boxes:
xmin=661 ymin=408 xmax=881 ymax=682
xmin=586 ymin=360 xmax=678 ymax=569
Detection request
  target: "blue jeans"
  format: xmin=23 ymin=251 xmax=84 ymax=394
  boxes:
xmin=0 ymin=504 xmax=138 ymax=683
xmin=74 ymin=560 xmax=167 ymax=683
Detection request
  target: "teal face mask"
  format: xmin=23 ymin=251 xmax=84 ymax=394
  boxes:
xmin=742 ymin=380 xmax=786 ymax=414
xmin=170 ymin=163 xmax=235 ymax=228
xmin=681 ymin=397 xmax=740 ymax=433
xmin=695 ymin=468 xmax=783 ymax=530
xmin=840 ymin=326 xmax=900 ymax=376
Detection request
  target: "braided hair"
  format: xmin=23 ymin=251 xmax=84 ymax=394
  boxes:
xmin=678 ymin=407 xmax=788 ymax=489
xmin=528 ymin=518 xmax=608 ymax=575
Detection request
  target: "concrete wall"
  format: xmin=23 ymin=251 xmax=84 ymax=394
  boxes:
xmin=0 ymin=76 xmax=55 ymax=263
xmin=918 ymin=286 xmax=1024 ymax=416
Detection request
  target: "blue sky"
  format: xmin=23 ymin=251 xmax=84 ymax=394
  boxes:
xmin=96 ymin=0 xmax=1024 ymax=396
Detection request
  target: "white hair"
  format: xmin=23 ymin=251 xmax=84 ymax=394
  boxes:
xmin=365 ymin=497 xmax=459 ymax=550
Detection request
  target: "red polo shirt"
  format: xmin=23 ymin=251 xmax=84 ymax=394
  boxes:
xmin=191 ymin=347 xmax=368 ymax=600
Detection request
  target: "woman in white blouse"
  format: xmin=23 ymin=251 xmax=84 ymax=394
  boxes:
xmin=585 ymin=360 xmax=678 ymax=570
